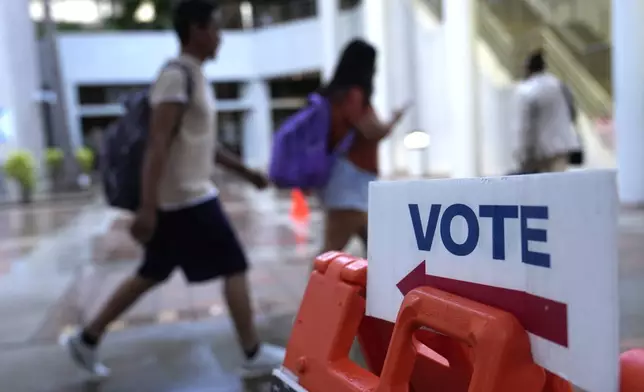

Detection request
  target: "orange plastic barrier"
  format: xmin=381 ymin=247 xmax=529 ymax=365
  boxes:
xmin=279 ymin=251 xmax=573 ymax=392
xmin=620 ymin=349 xmax=644 ymax=392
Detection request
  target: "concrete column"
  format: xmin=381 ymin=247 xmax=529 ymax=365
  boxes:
xmin=613 ymin=0 xmax=644 ymax=204
xmin=362 ymin=0 xmax=393 ymax=177
xmin=317 ymin=0 xmax=339 ymax=82
xmin=42 ymin=0 xmax=80 ymax=187
xmin=0 ymin=0 xmax=45 ymax=162
xmin=388 ymin=0 xmax=417 ymax=175
xmin=444 ymin=0 xmax=480 ymax=178
xmin=242 ymin=80 xmax=272 ymax=170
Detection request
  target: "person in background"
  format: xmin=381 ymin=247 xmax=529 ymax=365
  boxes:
xmin=319 ymin=39 xmax=408 ymax=257
xmin=515 ymin=50 xmax=580 ymax=173
xmin=65 ymin=0 xmax=284 ymax=377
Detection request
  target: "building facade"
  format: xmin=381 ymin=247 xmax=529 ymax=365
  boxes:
xmin=3 ymin=0 xmax=642 ymax=202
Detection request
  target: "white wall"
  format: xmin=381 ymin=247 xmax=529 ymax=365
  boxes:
xmin=57 ymin=6 xmax=365 ymax=152
xmin=410 ymin=0 xmax=516 ymax=177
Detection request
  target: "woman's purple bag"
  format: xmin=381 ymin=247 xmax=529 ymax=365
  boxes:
xmin=268 ymin=93 xmax=353 ymax=189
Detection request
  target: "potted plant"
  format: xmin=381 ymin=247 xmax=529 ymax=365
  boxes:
xmin=3 ymin=150 xmax=37 ymax=204
xmin=75 ymin=146 xmax=95 ymax=189
xmin=45 ymin=147 xmax=64 ymax=192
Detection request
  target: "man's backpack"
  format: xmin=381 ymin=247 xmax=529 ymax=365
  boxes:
xmin=268 ymin=93 xmax=354 ymax=189
xmin=100 ymin=61 xmax=194 ymax=211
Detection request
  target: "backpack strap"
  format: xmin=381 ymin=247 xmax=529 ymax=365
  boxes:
xmin=163 ymin=60 xmax=196 ymax=139
xmin=165 ymin=60 xmax=195 ymax=105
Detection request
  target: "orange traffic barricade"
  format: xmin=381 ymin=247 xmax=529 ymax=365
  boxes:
xmin=620 ymin=349 xmax=644 ymax=392
xmin=272 ymin=251 xmax=573 ymax=392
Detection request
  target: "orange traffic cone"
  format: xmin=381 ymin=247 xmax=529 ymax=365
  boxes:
xmin=290 ymin=189 xmax=310 ymax=223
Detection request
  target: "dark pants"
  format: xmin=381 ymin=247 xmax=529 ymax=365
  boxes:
xmin=138 ymin=197 xmax=248 ymax=283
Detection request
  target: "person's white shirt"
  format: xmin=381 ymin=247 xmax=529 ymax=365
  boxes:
xmin=149 ymin=54 xmax=219 ymax=210
xmin=515 ymin=72 xmax=580 ymax=160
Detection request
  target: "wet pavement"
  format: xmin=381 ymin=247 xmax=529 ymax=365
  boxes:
xmin=0 ymin=171 xmax=641 ymax=391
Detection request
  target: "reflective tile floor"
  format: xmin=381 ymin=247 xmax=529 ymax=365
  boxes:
xmin=0 ymin=172 xmax=642 ymax=391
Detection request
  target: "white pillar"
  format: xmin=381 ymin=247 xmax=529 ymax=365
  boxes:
xmin=0 ymin=0 xmax=45 ymax=162
xmin=444 ymin=0 xmax=480 ymax=178
xmin=613 ymin=0 xmax=644 ymax=205
xmin=242 ymin=80 xmax=272 ymax=170
xmin=362 ymin=0 xmax=394 ymax=177
xmin=317 ymin=0 xmax=339 ymax=82
xmin=388 ymin=0 xmax=416 ymax=175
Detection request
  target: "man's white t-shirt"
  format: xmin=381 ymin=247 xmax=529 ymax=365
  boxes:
xmin=149 ymin=54 xmax=219 ymax=210
xmin=516 ymin=72 xmax=580 ymax=159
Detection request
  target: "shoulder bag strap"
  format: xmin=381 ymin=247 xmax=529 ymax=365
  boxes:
xmin=164 ymin=61 xmax=195 ymax=139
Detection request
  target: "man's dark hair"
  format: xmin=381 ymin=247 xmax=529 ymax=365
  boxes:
xmin=526 ymin=49 xmax=546 ymax=75
xmin=173 ymin=0 xmax=219 ymax=45
xmin=321 ymin=39 xmax=377 ymax=105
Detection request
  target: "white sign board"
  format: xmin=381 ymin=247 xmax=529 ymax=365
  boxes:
xmin=367 ymin=171 xmax=619 ymax=392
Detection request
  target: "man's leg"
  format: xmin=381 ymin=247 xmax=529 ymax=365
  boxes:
xmin=223 ymin=272 xmax=260 ymax=354
xmin=66 ymin=207 xmax=175 ymax=374
xmin=64 ymin=274 xmax=159 ymax=374
xmin=192 ymin=198 xmax=285 ymax=375
xmin=84 ymin=275 xmax=159 ymax=340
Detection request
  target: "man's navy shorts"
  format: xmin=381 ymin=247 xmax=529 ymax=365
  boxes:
xmin=138 ymin=197 xmax=248 ymax=283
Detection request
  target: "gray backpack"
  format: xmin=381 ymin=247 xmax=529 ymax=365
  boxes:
xmin=100 ymin=62 xmax=193 ymax=211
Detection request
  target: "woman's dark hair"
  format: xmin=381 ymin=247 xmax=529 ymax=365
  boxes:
xmin=320 ymin=39 xmax=377 ymax=104
xmin=173 ymin=0 xmax=219 ymax=45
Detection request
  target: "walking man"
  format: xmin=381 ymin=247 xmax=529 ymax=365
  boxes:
xmin=65 ymin=0 xmax=285 ymax=376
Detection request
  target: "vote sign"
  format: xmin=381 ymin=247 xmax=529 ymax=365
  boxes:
xmin=366 ymin=171 xmax=619 ymax=392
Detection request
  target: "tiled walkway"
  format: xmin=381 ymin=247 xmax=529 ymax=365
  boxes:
xmin=0 ymin=172 xmax=641 ymax=391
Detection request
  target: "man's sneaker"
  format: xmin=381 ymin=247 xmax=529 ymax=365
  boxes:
xmin=62 ymin=331 xmax=111 ymax=377
xmin=240 ymin=343 xmax=286 ymax=378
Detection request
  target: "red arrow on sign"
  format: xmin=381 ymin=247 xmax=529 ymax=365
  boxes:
xmin=397 ymin=261 xmax=569 ymax=347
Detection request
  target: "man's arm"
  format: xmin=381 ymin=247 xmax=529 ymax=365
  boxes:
xmin=139 ymin=102 xmax=183 ymax=211
xmin=215 ymin=145 xmax=250 ymax=177
xmin=215 ymin=145 xmax=267 ymax=188
xmin=139 ymin=67 xmax=189 ymax=212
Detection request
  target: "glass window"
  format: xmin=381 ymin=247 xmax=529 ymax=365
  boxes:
xmin=78 ymin=84 xmax=147 ymax=105
xmin=272 ymin=108 xmax=301 ymax=131
xmin=340 ymin=0 xmax=361 ymax=10
xmin=217 ymin=111 xmax=245 ymax=157
xmin=213 ymin=82 xmax=243 ymax=100
xmin=269 ymin=73 xmax=321 ymax=99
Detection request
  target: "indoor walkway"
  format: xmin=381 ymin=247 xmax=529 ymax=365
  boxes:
xmin=0 ymin=173 xmax=641 ymax=391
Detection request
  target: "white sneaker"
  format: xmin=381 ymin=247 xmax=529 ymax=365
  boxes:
xmin=62 ymin=331 xmax=111 ymax=377
xmin=240 ymin=343 xmax=286 ymax=378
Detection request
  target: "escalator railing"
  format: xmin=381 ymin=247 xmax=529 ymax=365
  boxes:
xmin=419 ymin=0 xmax=612 ymax=119
xmin=479 ymin=2 xmax=544 ymax=79
xmin=542 ymin=27 xmax=612 ymax=118
xmin=477 ymin=0 xmax=612 ymax=119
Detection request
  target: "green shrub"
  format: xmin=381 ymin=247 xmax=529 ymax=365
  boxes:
xmin=45 ymin=147 xmax=64 ymax=169
xmin=3 ymin=150 xmax=36 ymax=191
xmin=75 ymin=146 xmax=95 ymax=174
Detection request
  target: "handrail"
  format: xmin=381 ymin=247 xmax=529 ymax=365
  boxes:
xmin=542 ymin=27 xmax=612 ymax=118
xmin=478 ymin=1 xmax=519 ymax=77
xmin=478 ymin=0 xmax=611 ymax=119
